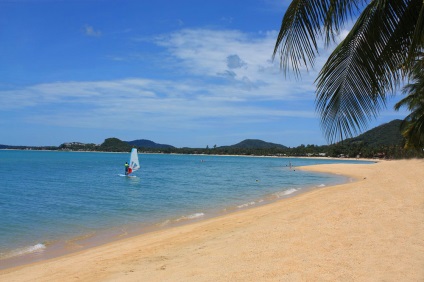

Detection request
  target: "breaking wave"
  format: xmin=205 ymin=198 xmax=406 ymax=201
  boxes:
xmin=1 ymin=243 xmax=46 ymax=259
xmin=237 ymin=201 xmax=256 ymax=208
xmin=158 ymin=212 xmax=206 ymax=227
xmin=274 ymin=188 xmax=298 ymax=198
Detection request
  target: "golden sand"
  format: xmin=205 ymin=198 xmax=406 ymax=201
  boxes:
xmin=1 ymin=159 xmax=423 ymax=281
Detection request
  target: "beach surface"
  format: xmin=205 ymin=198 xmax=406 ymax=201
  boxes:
xmin=1 ymin=159 xmax=423 ymax=281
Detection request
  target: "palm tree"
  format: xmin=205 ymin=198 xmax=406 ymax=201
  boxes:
xmin=273 ymin=0 xmax=424 ymax=144
xmin=394 ymin=55 xmax=424 ymax=149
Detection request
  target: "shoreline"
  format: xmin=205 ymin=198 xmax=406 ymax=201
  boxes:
xmin=0 ymin=163 xmax=351 ymax=270
xmin=0 ymin=148 xmax=380 ymax=160
xmin=1 ymin=159 xmax=423 ymax=281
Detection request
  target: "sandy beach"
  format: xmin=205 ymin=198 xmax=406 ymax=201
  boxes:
xmin=1 ymin=159 xmax=423 ymax=281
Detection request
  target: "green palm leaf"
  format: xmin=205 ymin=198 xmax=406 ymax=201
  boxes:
xmin=274 ymin=0 xmax=424 ymax=144
xmin=316 ymin=1 xmax=421 ymax=142
xmin=395 ymin=55 xmax=424 ymax=149
xmin=273 ymin=0 xmax=365 ymax=77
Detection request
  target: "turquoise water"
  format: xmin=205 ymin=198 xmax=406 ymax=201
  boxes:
xmin=0 ymin=150 xmax=370 ymax=266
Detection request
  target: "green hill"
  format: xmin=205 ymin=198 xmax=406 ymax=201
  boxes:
xmin=225 ymin=139 xmax=288 ymax=149
xmin=126 ymin=139 xmax=174 ymax=149
xmin=343 ymin=119 xmax=404 ymax=146
xmin=99 ymin=138 xmax=132 ymax=152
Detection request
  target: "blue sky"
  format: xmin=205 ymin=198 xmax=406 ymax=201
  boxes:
xmin=0 ymin=0 xmax=407 ymax=147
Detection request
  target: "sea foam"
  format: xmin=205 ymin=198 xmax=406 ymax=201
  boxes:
xmin=274 ymin=188 xmax=298 ymax=198
xmin=237 ymin=201 xmax=256 ymax=208
xmin=175 ymin=212 xmax=205 ymax=222
xmin=1 ymin=243 xmax=46 ymax=259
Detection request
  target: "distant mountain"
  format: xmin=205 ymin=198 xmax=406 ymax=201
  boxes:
xmin=126 ymin=139 xmax=175 ymax=149
xmin=0 ymin=144 xmax=30 ymax=150
xmin=343 ymin=119 xmax=404 ymax=146
xmin=220 ymin=120 xmax=404 ymax=151
xmin=0 ymin=119 xmax=407 ymax=153
xmin=99 ymin=138 xmax=132 ymax=152
xmin=224 ymin=139 xmax=288 ymax=149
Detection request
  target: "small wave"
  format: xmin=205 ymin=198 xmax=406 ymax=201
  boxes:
xmin=1 ymin=243 xmax=46 ymax=259
xmin=65 ymin=231 xmax=96 ymax=250
xmin=157 ymin=219 xmax=171 ymax=227
xmin=274 ymin=188 xmax=298 ymax=198
xmin=175 ymin=212 xmax=205 ymax=222
xmin=67 ymin=231 xmax=96 ymax=243
xmin=317 ymin=184 xmax=326 ymax=187
xmin=186 ymin=213 xmax=205 ymax=219
xmin=237 ymin=201 xmax=256 ymax=208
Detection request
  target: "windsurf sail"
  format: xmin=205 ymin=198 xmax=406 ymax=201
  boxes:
xmin=128 ymin=148 xmax=140 ymax=175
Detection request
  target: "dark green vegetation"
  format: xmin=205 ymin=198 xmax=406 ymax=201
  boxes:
xmin=98 ymin=138 xmax=132 ymax=152
xmin=63 ymin=142 xmax=99 ymax=151
xmin=343 ymin=120 xmax=404 ymax=147
xmin=395 ymin=54 xmax=424 ymax=149
xmin=1 ymin=120 xmax=423 ymax=159
xmin=274 ymin=0 xmax=424 ymax=148
xmin=224 ymin=139 xmax=288 ymax=149
xmin=127 ymin=139 xmax=175 ymax=149
xmin=323 ymin=120 xmax=421 ymax=159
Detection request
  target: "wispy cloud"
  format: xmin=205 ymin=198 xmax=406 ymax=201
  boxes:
xmin=84 ymin=25 xmax=102 ymax=37
xmin=2 ymin=27 xmax=350 ymax=135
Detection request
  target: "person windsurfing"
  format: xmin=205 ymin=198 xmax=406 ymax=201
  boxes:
xmin=124 ymin=162 xmax=129 ymax=175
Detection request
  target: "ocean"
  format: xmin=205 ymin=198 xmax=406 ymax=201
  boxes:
xmin=0 ymin=150 xmax=370 ymax=268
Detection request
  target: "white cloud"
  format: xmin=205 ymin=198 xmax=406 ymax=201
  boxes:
xmin=2 ymin=28 xmax=338 ymax=134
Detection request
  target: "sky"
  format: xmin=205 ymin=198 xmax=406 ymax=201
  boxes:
xmin=0 ymin=0 xmax=408 ymax=148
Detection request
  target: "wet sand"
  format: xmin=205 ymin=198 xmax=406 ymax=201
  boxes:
xmin=1 ymin=159 xmax=423 ymax=281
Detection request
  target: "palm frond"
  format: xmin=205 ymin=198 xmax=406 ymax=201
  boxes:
xmin=406 ymin=1 xmax=424 ymax=68
xmin=273 ymin=0 xmax=326 ymax=77
xmin=274 ymin=0 xmax=423 ymax=144
xmin=273 ymin=0 xmax=362 ymax=77
xmin=401 ymin=109 xmax=424 ymax=149
xmin=396 ymin=54 xmax=424 ymax=149
xmin=315 ymin=0 xmax=421 ymax=143
xmin=379 ymin=0 xmax=423 ymax=79
xmin=323 ymin=0 xmax=365 ymax=45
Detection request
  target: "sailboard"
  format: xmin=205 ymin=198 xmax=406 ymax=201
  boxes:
xmin=128 ymin=148 xmax=140 ymax=175
xmin=120 ymin=148 xmax=140 ymax=177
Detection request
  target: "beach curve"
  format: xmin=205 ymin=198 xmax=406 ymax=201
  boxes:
xmin=1 ymin=159 xmax=423 ymax=281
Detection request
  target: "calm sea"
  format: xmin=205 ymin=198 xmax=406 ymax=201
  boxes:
xmin=0 ymin=150 xmax=370 ymax=268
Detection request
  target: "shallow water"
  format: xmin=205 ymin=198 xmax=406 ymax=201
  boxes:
xmin=0 ymin=150 xmax=370 ymax=266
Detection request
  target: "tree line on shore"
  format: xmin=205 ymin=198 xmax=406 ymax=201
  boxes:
xmin=2 ymin=138 xmax=422 ymax=159
xmin=2 ymin=120 xmax=422 ymax=159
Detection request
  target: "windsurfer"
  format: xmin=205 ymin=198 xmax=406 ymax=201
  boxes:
xmin=124 ymin=162 xmax=129 ymax=175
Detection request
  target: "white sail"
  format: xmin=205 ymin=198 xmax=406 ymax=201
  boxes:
xmin=128 ymin=148 xmax=140 ymax=173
